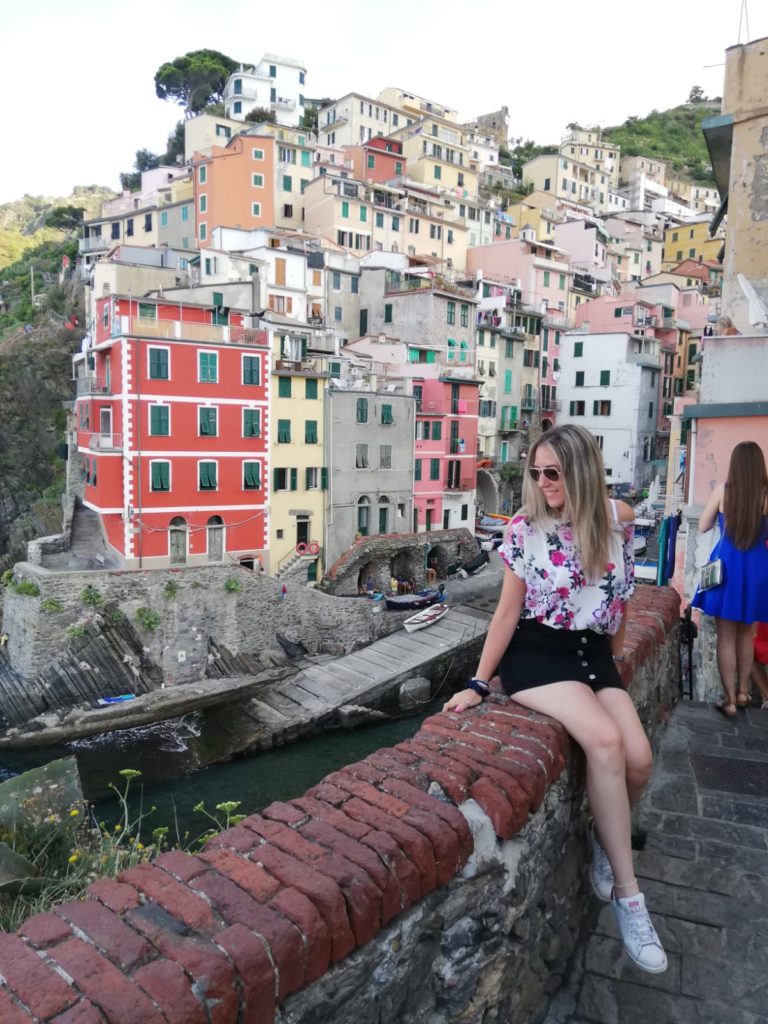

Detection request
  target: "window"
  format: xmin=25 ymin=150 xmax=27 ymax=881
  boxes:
xmin=160 ymin=211 xmax=168 ymax=227
xmin=252 ymin=173 xmax=264 ymax=188
xmin=414 ymin=459 xmax=422 ymax=481
xmin=277 ymin=419 xmax=291 ymax=443
xmin=429 ymin=458 xmax=440 ymax=480
xmin=305 ymin=420 xmax=318 ymax=443
xmin=356 ymin=443 xmax=369 ymax=468
xmin=379 ymin=445 xmax=392 ymax=469
xmin=447 ymin=301 xmax=456 ymax=325
xmin=381 ymin=404 xmax=393 ymax=425
xmin=575 ymin=371 xmax=584 ymax=387
xmin=181 ymin=205 xmax=189 ymax=222
xmin=138 ymin=302 xmax=156 ymax=322
xmin=334 ymin=306 xmax=342 ymax=322
xmin=199 ymin=351 xmax=218 ymax=383
xmin=243 ymin=409 xmax=260 ymax=437
xmin=395 ymin=160 xmax=402 ymax=173
xmin=574 ymin=341 xmax=583 ymax=357
xmin=199 ymin=406 xmax=218 ymax=436
xmin=273 ymin=468 xmax=296 ymax=491
xmin=356 ymin=397 xmax=368 ymax=423
xmin=375 ymin=212 xmax=384 ymax=228
xmin=199 ymin=461 xmax=217 ymax=490
xmin=384 ymin=303 xmax=393 ymax=324
xmin=351 ymin=277 xmax=358 ymax=294
xmin=199 ymin=195 xmax=207 ymax=214
xmin=430 ymin=224 xmax=442 ymax=239
xmin=332 ymin=271 xmax=341 ymax=291
xmin=447 ymin=229 xmax=454 ymax=245
xmin=504 ymin=369 xmax=513 ymax=394
xmin=305 ymin=467 xmax=320 ymax=490
xmin=569 ymin=400 xmax=585 ymax=416
xmin=593 ymin=400 xmax=612 ymax=416
xmin=392 ymin=215 xmax=400 ymax=230
xmin=434 ymin=165 xmax=442 ymax=180
xmin=558 ymin=274 xmax=566 ymax=290
xmin=282 ymin=175 xmax=292 ymax=193
xmin=648 ymin=401 xmax=655 ymax=419
xmin=242 ymin=355 xmax=260 ymax=385
xmin=341 ymin=201 xmax=349 ymax=218
xmin=600 ymin=370 xmax=610 ymax=386
xmin=278 ymin=377 xmax=292 ymax=398
xmin=126 ymin=218 xmax=134 ymax=237
xmin=304 ymin=377 xmax=318 ymax=400
xmin=149 ymin=405 xmax=169 ymax=436
xmin=460 ymin=304 xmax=469 ymax=327
xmin=431 ymin=421 xmax=442 ymax=440
xmin=150 ymin=461 xmax=170 ymax=492
xmin=360 ymin=206 xmax=367 ymax=222
xmin=243 ymin=462 xmax=261 ymax=490
xmin=409 ymin=217 xmax=419 ymax=233
xmin=148 ymin=347 xmax=169 ymax=380
xmin=233 ymin=101 xmax=242 ymax=115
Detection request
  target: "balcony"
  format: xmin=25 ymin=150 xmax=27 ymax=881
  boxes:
xmin=79 ymin=235 xmax=110 ymax=253
xmin=520 ymin=396 xmax=538 ymax=411
xmin=501 ymin=324 xmax=526 ymax=338
xmin=76 ymin=376 xmax=111 ymax=396
xmin=274 ymin=96 xmax=296 ymax=110
xmin=445 ymin=479 xmax=473 ymax=491
xmin=109 ymin=317 xmax=267 ymax=347
xmin=541 ymin=399 xmax=562 ymax=411
xmin=88 ymin=432 xmax=123 ymax=451
xmin=274 ymin=358 xmax=327 ymax=376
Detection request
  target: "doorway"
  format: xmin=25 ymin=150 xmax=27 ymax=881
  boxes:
xmin=99 ymin=407 xmax=112 ymax=446
xmin=296 ymin=517 xmax=310 ymax=547
xmin=207 ymin=515 xmax=224 ymax=562
xmin=169 ymin=517 xmax=187 ymax=565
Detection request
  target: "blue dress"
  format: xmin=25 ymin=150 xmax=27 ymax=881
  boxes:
xmin=692 ymin=512 xmax=768 ymax=622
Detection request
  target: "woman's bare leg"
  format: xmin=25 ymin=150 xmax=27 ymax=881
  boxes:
xmin=510 ymin=681 xmax=638 ymax=895
xmin=736 ymin=622 xmax=756 ymax=702
xmin=715 ymin=618 xmax=738 ymax=704
xmin=595 ymin=687 xmax=653 ymax=807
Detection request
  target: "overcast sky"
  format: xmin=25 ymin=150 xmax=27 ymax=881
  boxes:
xmin=1 ymin=0 xmax=766 ymax=205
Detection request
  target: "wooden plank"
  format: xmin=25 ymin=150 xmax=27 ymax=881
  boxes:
xmin=274 ymin=683 xmax=328 ymax=715
xmin=255 ymin=689 xmax=306 ymax=717
xmin=291 ymin=674 xmax=348 ymax=703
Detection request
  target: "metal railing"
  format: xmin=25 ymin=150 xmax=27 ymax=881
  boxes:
xmin=88 ymin=432 xmax=123 ymax=451
xmin=78 ymin=235 xmax=111 ymax=252
xmin=76 ymin=376 xmax=111 ymax=396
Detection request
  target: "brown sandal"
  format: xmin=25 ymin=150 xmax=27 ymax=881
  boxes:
xmin=715 ymin=700 xmax=738 ymax=718
xmin=735 ymin=693 xmax=749 ymax=708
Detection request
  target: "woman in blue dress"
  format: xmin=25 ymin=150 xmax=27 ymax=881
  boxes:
xmin=692 ymin=441 xmax=768 ymax=715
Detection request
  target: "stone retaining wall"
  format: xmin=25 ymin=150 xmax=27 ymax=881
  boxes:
xmin=1 ymin=587 xmax=680 ymax=1024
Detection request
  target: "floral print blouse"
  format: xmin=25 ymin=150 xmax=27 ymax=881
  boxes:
xmin=499 ymin=511 xmax=635 ymax=635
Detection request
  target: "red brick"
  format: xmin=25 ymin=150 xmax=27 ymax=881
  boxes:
xmin=364 ymin=752 xmax=431 ymax=789
xmin=153 ymin=850 xmax=209 ymax=882
xmin=291 ymin=796 xmax=370 ymax=840
xmin=337 ymin=760 xmax=387 ymax=786
xmin=250 ymin=845 xmax=355 ymax=962
xmin=469 ymin=777 xmax=525 ymax=839
xmin=448 ymin=744 xmax=544 ymax=812
xmin=55 ymin=899 xmax=151 ymax=970
xmin=397 ymin=736 xmax=481 ymax=789
xmin=421 ymin=722 xmax=501 ymax=754
xmin=342 ymin=796 xmax=437 ymax=893
xmin=322 ymin=774 xmax=412 ymax=819
xmin=19 ymin=912 xmax=72 ymax=949
xmin=503 ymin=737 xmax=561 ymax=784
xmin=369 ymin=744 xmax=421 ymax=765
xmin=190 ymin=870 xmax=305 ymax=998
xmin=420 ymin=711 xmax=463 ymax=732
xmin=245 ymin=818 xmax=325 ymax=862
xmin=299 ymin=818 xmax=401 ymax=926
xmin=216 ymin=924 xmax=276 ymax=1024
xmin=361 ymin=830 xmax=423 ymax=909
xmin=417 ymin=763 xmax=472 ymax=804
xmin=199 ymin=848 xmax=282 ymax=902
xmin=45 ymin=938 xmax=165 ymax=1024
xmin=261 ymin=800 xmax=307 ymax=825
xmin=271 ymin=887 xmax=331 ymax=983
xmin=305 ymin=780 xmax=353 ymax=806
xmin=0 ymin=934 xmax=78 ymax=1019
xmin=204 ymin=823 xmax=264 ymax=854
xmin=378 ymin=777 xmax=473 ymax=862
xmin=126 ymin=903 xmax=238 ymax=1024
xmin=403 ymin=806 xmax=462 ymax=884
xmin=0 ymin=986 xmax=40 ymax=1024
xmin=49 ymin=1002 xmax=106 ymax=1023
xmin=132 ymin=960 xmax=207 ymax=1024
xmin=120 ymin=863 xmax=219 ymax=934
xmin=86 ymin=878 xmax=141 ymax=914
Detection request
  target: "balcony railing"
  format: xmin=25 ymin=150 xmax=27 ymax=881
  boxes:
xmin=444 ymin=479 xmax=473 ymax=491
xmin=108 ymin=317 xmax=267 ymax=347
xmin=79 ymin=235 xmax=111 ymax=253
xmin=76 ymin=376 xmax=111 ymax=396
xmin=275 ymin=358 xmax=326 ymax=376
xmin=274 ymin=96 xmax=296 ymax=110
xmin=88 ymin=432 xmax=123 ymax=451
xmin=520 ymin=396 xmax=538 ymax=411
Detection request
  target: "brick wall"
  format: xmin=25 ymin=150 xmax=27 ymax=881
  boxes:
xmin=1 ymin=587 xmax=680 ymax=1024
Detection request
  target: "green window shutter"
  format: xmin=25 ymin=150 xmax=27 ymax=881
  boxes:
xmin=510 ymin=405 xmax=518 ymax=425
xmin=244 ymin=462 xmax=260 ymax=488
xmin=243 ymin=356 xmax=259 ymax=384
xmin=356 ymin=398 xmax=368 ymax=423
xmin=151 ymin=462 xmax=170 ymax=490
xmin=593 ymin=400 xmax=599 ymax=415
xmin=574 ymin=341 xmax=583 ymax=357
xmin=199 ymin=352 xmax=218 ymax=382
xmin=600 ymin=370 xmax=610 ymax=386
xmin=321 ymin=467 xmax=328 ymax=489
xmin=199 ymin=407 xmax=217 ymax=435
xmin=305 ymin=420 xmax=317 ymax=443
xmin=283 ymin=175 xmax=292 ymax=192
xmin=274 ymin=468 xmax=281 ymax=490
xmin=430 ymin=458 xmax=440 ymax=480
xmin=305 ymin=377 xmax=318 ymax=399
xmin=426 ymin=350 xmax=436 ymax=363
xmin=243 ymin=409 xmax=260 ymax=437
xmin=384 ymin=304 xmax=393 ymax=324
xmin=278 ymin=376 xmax=292 ymax=398
xmin=504 ymin=370 xmax=512 ymax=394
xmin=431 ymin=421 xmax=442 ymax=440
xmin=290 ymin=468 xmax=298 ymax=491
xmin=278 ymin=419 xmax=291 ymax=443
xmin=341 ymin=201 xmax=349 ymax=218
xmin=414 ymin=459 xmax=422 ymax=481
xmin=150 ymin=406 xmax=169 ymax=435
xmin=375 ymin=212 xmax=384 ymax=227
xmin=381 ymin=404 xmax=393 ymax=424
xmin=329 ymin=361 xmax=341 ymax=377
xmin=360 ymin=206 xmax=367 ymax=222
xmin=199 ymin=461 xmax=216 ymax=489
xmin=212 ymin=291 xmax=224 ymax=308
xmin=149 ymin=348 xmax=168 ymax=379
xmin=367 ymin=154 xmax=375 ymax=169
xmin=305 ymin=466 xmax=312 ymax=489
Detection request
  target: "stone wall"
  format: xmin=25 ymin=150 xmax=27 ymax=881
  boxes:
xmin=1 ymin=561 xmax=411 ymax=685
xmin=2 ymin=586 xmax=681 ymax=1024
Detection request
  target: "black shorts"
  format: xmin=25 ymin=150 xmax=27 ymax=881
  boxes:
xmin=498 ymin=620 xmax=625 ymax=696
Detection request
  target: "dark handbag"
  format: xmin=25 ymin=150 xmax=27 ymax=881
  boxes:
xmin=699 ymin=558 xmax=724 ymax=592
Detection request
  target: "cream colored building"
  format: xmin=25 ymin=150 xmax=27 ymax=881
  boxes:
xmin=184 ymin=112 xmax=245 ymax=161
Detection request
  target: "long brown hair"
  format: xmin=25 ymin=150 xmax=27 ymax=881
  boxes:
xmin=522 ymin=424 xmax=623 ymax=581
xmin=723 ymin=441 xmax=768 ymax=549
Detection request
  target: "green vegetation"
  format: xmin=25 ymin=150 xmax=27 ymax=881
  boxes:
xmin=164 ymin=580 xmax=179 ymax=600
xmin=224 ymin=577 xmax=242 ymax=593
xmin=1 ymin=571 xmax=40 ymax=597
xmin=135 ymin=607 xmax=161 ymax=631
xmin=603 ymin=99 xmax=720 ymax=184
xmin=41 ymin=598 xmax=64 ymax=613
xmin=154 ymin=49 xmax=240 ymax=116
xmin=80 ymin=585 xmax=102 ymax=607
xmin=66 ymin=623 xmax=86 ymax=638
xmin=0 ymin=187 xmax=113 ymax=271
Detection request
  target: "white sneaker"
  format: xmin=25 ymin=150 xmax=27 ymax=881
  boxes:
xmin=612 ymin=891 xmax=668 ymax=974
xmin=588 ymin=822 xmax=614 ymax=902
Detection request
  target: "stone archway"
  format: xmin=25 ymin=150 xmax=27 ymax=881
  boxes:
xmin=425 ymin=542 xmax=451 ymax=579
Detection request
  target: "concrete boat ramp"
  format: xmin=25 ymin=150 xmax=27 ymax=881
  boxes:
xmin=0 ymin=596 xmax=496 ymax=751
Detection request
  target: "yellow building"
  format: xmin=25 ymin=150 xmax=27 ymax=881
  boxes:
xmin=662 ymin=218 xmax=723 ymax=268
xmin=390 ymin=117 xmax=479 ymax=199
xmin=269 ymin=342 xmax=328 ymax=581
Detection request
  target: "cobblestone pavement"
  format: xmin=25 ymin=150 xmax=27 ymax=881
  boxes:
xmin=544 ymin=700 xmax=768 ymax=1024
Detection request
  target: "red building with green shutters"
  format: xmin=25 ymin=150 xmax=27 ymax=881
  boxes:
xmin=74 ymin=295 xmax=269 ymax=568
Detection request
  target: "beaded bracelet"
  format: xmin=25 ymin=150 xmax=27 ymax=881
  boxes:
xmin=466 ymin=677 xmax=489 ymax=699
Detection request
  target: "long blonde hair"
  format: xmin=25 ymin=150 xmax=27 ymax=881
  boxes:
xmin=522 ymin=425 xmax=622 ymax=581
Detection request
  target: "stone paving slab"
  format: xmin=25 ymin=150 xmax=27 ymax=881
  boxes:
xmin=543 ymin=702 xmax=768 ymax=1024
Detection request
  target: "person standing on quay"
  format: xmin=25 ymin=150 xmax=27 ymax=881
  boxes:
xmin=444 ymin=425 xmax=667 ymax=974
xmin=692 ymin=440 xmax=768 ymax=714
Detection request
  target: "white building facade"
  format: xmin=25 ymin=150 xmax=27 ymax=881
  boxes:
xmin=224 ymin=55 xmax=308 ymax=127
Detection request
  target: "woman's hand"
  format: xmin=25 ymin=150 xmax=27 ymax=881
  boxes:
xmin=443 ymin=688 xmax=484 ymax=714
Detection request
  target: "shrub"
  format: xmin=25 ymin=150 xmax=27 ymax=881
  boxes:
xmin=164 ymin=580 xmax=179 ymax=600
xmin=80 ymin=585 xmax=102 ymax=606
xmin=14 ymin=580 xmax=41 ymax=597
xmin=66 ymin=623 xmax=86 ymax=638
xmin=135 ymin=607 xmax=161 ymax=631
xmin=41 ymin=598 xmax=64 ymax=613
xmin=224 ymin=577 xmax=241 ymax=593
